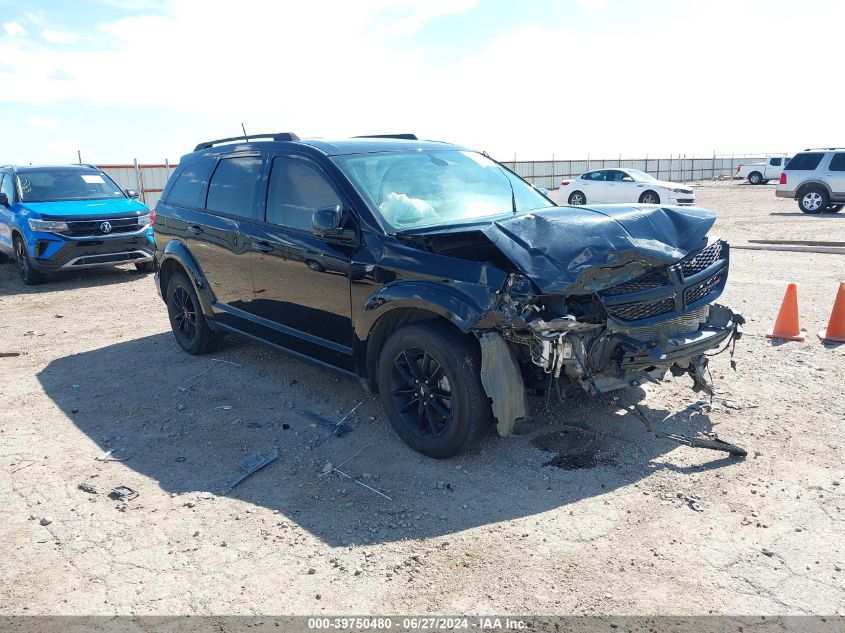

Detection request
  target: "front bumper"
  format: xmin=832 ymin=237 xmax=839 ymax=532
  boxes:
xmin=668 ymin=195 xmax=696 ymax=206
xmin=29 ymin=228 xmax=154 ymax=272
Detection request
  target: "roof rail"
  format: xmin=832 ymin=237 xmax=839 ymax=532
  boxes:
xmin=354 ymin=133 xmax=418 ymax=140
xmin=194 ymin=132 xmax=300 ymax=152
xmin=802 ymin=147 xmax=845 ymax=151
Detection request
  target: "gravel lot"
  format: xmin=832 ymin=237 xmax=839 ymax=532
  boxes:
xmin=1 ymin=180 xmax=844 ymax=616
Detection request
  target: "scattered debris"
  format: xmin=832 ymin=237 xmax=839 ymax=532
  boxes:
xmin=95 ymin=448 xmax=131 ymax=462
xmin=39 ymin=517 xmax=52 ymax=526
xmin=70 ymin=384 xmax=80 ymax=391
xmin=299 ymin=410 xmax=352 ymax=437
xmin=107 ymin=486 xmax=139 ymax=501
xmin=762 ymin=548 xmax=775 ymax=557
xmin=227 ymin=448 xmax=279 ymax=488
xmin=321 ymin=462 xmax=333 ymax=474
xmin=0 ymin=352 xmax=21 ymax=358
xmin=184 ymin=358 xmax=242 ymax=384
xmin=214 ymin=405 xmax=233 ymax=411
xmin=109 ymin=407 xmax=148 ymax=423
xmin=685 ymin=399 xmax=712 ymax=413
xmin=55 ymin=314 xmax=65 ymax=319
xmin=326 ymin=467 xmax=392 ymax=501
xmin=677 ymin=492 xmax=703 ymax=512
xmin=77 ymin=483 xmax=98 ymax=495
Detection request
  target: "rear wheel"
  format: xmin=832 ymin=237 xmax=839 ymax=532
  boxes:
xmin=165 ymin=270 xmax=216 ymax=354
xmin=639 ymin=190 xmax=660 ymax=204
xmin=377 ymin=321 xmax=493 ymax=458
xmin=568 ymin=191 xmax=586 ymax=205
xmin=798 ymin=187 xmax=828 ymax=214
xmin=13 ymin=236 xmax=44 ymax=285
xmin=748 ymin=172 xmax=763 ymax=185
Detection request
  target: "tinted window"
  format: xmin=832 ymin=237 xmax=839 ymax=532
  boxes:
xmin=206 ymin=156 xmax=263 ymax=218
xmin=785 ymin=152 xmax=824 ymax=171
xmin=829 ymin=153 xmax=845 ymax=171
xmin=582 ymin=171 xmax=605 ymax=181
xmin=266 ymin=157 xmax=342 ymax=231
xmin=167 ymin=160 xmax=215 ymax=208
xmin=605 ymin=170 xmax=628 ymax=182
xmin=769 ymin=157 xmax=782 ymax=166
xmin=0 ymin=173 xmax=13 ymax=201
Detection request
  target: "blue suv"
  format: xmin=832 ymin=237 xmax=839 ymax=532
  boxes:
xmin=0 ymin=164 xmax=154 ymax=284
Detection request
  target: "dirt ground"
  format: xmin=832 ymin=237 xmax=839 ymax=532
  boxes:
xmin=1 ymin=180 xmax=843 ymax=616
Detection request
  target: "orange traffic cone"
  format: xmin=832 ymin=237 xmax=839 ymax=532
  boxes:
xmin=819 ymin=281 xmax=845 ymax=343
xmin=767 ymin=283 xmax=806 ymax=341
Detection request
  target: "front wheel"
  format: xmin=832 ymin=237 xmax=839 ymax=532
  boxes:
xmin=798 ymin=187 xmax=828 ymax=214
xmin=14 ymin=236 xmax=44 ymax=285
xmin=377 ymin=321 xmax=493 ymax=458
xmin=568 ymin=191 xmax=586 ymax=205
xmin=639 ymin=190 xmax=660 ymax=204
xmin=825 ymin=204 xmax=843 ymax=213
xmin=165 ymin=270 xmax=216 ymax=354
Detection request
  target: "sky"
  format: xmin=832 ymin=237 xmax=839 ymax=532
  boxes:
xmin=0 ymin=0 xmax=842 ymax=165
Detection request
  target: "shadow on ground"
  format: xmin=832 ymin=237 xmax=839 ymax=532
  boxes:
xmin=0 ymin=260 xmax=148 ymax=293
xmin=36 ymin=331 xmax=743 ymax=546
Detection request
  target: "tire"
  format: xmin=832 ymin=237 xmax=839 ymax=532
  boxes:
xmin=748 ymin=172 xmax=763 ymax=185
xmin=824 ymin=204 xmax=843 ymax=213
xmin=134 ymin=261 xmax=153 ymax=273
xmin=567 ymin=191 xmax=586 ymax=205
xmin=762 ymin=180 xmax=770 ymax=185
xmin=798 ymin=187 xmax=828 ymax=214
xmin=639 ymin=190 xmax=660 ymax=204
xmin=376 ymin=321 xmax=493 ymax=458
xmin=13 ymin=235 xmax=44 ymax=285
xmin=165 ymin=270 xmax=216 ymax=354
xmin=306 ymin=259 xmax=325 ymax=272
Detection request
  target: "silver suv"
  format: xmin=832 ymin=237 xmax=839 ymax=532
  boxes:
xmin=776 ymin=148 xmax=845 ymax=214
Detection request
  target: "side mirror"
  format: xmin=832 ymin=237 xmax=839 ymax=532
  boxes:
xmin=126 ymin=189 xmax=141 ymax=199
xmin=622 ymin=176 xmax=634 ymax=182
xmin=0 ymin=193 xmax=8 ymax=207
xmin=312 ymin=205 xmax=355 ymax=242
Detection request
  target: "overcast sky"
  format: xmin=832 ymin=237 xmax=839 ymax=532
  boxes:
xmin=1 ymin=0 xmax=842 ymax=165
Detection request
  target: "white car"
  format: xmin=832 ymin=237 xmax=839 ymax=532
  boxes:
xmin=558 ymin=168 xmax=695 ymax=206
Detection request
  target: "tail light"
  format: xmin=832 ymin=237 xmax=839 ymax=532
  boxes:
xmin=560 ymin=180 xmax=570 ymax=187
xmin=779 ymin=173 xmax=787 ymax=185
xmin=149 ymin=207 xmax=157 ymax=225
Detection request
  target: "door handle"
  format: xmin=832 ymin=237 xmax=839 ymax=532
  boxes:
xmin=252 ymin=240 xmax=273 ymax=253
xmin=187 ymin=224 xmax=203 ymax=235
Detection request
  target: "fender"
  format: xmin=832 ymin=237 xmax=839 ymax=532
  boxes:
xmin=158 ymin=239 xmax=216 ymax=318
xmin=795 ymin=179 xmax=834 ymax=198
xmin=354 ymin=278 xmax=501 ymax=342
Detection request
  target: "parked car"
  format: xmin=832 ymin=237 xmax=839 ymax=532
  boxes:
xmin=776 ymin=148 xmax=845 ymax=213
xmin=557 ymin=168 xmax=695 ymax=206
xmin=153 ymin=133 xmax=742 ymax=458
xmin=736 ymin=156 xmax=790 ymax=185
xmin=0 ymin=164 xmax=154 ymax=284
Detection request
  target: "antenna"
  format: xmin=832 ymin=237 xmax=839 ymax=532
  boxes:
xmin=241 ymin=122 xmax=249 ymax=142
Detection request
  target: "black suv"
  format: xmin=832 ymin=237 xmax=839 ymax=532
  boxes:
xmin=153 ymin=133 xmax=743 ymax=457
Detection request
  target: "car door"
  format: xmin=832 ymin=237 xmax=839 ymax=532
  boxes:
xmin=0 ymin=172 xmax=15 ymax=254
xmin=246 ymin=154 xmax=356 ymax=370
xmin=827 ymin=153 xmax=845 ymax=199
xmin=580 ymin=170 xmax=607 ymax=202
xmin=604 ymin=169 xmax=634 ymax=202
xmin=162 ymin=153 xmax=263 ymax=327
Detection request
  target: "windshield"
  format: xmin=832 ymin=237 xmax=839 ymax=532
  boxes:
xmin=16 ymin=168 xmax=126 ymax=203
xmin=333 ymin=150 xmax=551 ymax=231
xmin=626 ymin=169 xmax=657 ymax=182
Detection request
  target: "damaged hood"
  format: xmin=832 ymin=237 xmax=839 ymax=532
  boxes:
xmin=479 ymin=204 xmax=716 ymax=294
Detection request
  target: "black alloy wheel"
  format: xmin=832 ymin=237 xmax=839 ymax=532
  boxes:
xmin=390 ymin=347 xmax=453 ymax=440
xmin=166 ymin=271 xmax=216 ymax=354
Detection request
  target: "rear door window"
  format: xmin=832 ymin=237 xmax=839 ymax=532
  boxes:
xmin=0 ymin=173 xmax=13 ymax=201
xmin=582 ymin=171 xmax=605 ymax=181
xmin=784 ymin=152 xmax=824 ymax=171
xmin=829 ymin=153 xmax=845 ymax=171
xmin=205 ymin=155 xmax=263 ymax=219
xmin=166 ymin=160 xmax=216 ymax=208
xmin=769 ymin=157 xmax=782 ymax=166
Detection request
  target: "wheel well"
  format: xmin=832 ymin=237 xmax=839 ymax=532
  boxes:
xmin=157 ymin=257 xmax=184 ymax=297
xmin=796 ymin=181 xmax=832 ymax=198
xmin=364 ymin=308 xmax=466 ymax=393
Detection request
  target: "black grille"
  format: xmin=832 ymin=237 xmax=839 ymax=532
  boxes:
xmin=680 ymin=241 xmax=723 ymax=277
xmin=72 ymin=252 xmax=143 ymax=266
xmin=602 ymin=268 xmax=669 ymax=296
xmin=608 ymin=298 xmax=675 ymax=322
xmin=684 ymin=273 xmax=723 ymax=305
xmin=60 ymin=217 xmax=144 ymax=238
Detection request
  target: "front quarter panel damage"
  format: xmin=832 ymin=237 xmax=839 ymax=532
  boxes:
xmin=479 ymin=332 xmax=529 ymax=436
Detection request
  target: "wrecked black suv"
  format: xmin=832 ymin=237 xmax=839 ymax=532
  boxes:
xmin=153 ymin=133 xmax=743 ymax=458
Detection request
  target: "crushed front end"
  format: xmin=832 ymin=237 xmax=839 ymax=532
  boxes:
xmin=494 ymin=237 xmax=744 ymax=423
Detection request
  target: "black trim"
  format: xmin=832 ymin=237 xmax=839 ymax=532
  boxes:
xmin=194 ymin=133 xmax=300 ymax=151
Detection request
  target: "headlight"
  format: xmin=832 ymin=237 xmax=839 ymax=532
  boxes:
xmin=671 ymin=188 xmax=692 ymax=194
xmin=137 ymin=213 xmax=151 ymax=227
xmin=28 ymin=218 xmax=69 ymax=232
